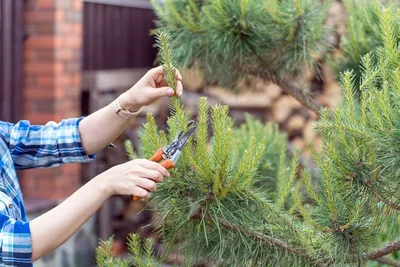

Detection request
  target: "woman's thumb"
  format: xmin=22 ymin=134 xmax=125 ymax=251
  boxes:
xmin=153 ymin=87 xmax=175 ymax=98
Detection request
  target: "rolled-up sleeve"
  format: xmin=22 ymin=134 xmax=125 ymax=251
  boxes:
xmin=0 ymin=117 xmax=95 ymax=170
xmin=0 ymin=214 xmax=32 ymax=266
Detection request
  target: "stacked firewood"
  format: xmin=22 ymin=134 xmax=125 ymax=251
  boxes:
xmin=178 ymin=62 xmax=343 ymax=156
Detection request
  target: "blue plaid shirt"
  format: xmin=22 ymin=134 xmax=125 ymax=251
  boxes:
xmin=0 ymin=118 xmax=95 ymax=266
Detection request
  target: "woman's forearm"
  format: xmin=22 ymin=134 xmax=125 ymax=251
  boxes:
xmin=29 ymin=178 xmax=110 ymax=261
xmin=77 ymin=66 xmax=183 ymax=155
xmin=78 ymin=93 xmax=136 ymax=155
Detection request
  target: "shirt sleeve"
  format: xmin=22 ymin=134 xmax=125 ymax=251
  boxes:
xmin=0 ymin=214 xmax=32 ymax=266
xmin=0 ymin=117 xmax=95 ymax=170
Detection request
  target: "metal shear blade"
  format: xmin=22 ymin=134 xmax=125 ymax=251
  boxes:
xmin=163 ymin=120 xmax=197 ymax=161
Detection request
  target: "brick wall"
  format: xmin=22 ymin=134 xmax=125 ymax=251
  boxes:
xmin=21 ymin=0 xmax=84 ymax=200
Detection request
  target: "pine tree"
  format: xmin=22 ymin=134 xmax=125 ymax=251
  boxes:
xmin=150 ymin=0 xmax=331 ymax=114
xmin=96 ymin=19 xmax=400 ymax=265
xmin=332 ymin=0 xmax=400 ymax=97
xmin=95 ymin=234 xmax=165 ymax=267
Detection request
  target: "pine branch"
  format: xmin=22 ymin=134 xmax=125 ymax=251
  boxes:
xmin=363 ymin=180 xmax=400 ymax=212
xmin=155 ymin=30 xmax=178 ymax=94
xmin=374 ymin=257 xmax=400 ymax=267
xmin=186 ymin=195 xmax=319 ymax=265
xmin=247 ymin=44 xmax=324 ymax=115
xmin=365 ymin=240 xmax=400 ymax=260
xmin=215 ymin=217 xmax=316 ymax=263
xmin=271 ymin=75 xmax=323 ymax=115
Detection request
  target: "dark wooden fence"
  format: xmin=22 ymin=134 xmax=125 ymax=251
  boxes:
xmin=0 ymin=0 xmax=24 ymax=123
xmin=83 ymin=0 xmax=157 ymax=71
xmin=81 ymin=0 xmax=161 ymax=242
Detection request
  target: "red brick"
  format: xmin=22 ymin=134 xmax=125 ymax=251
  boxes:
xmin=65 ymin=37 xmax=81 ymax=48
xmin=37 ymin=0 xmax=56 ymax=9
xmin=55 ymin=11 xmax=66 ymax=22
xmin=62 ymin=86 xmax=80 ymax=98
xmin=25 ymin=113 xmax=63 ymax=125
xmin=72 ymin=0 xmax=83 ymax=11
xmin=70 ymin=23 xmax=82 ymax=34
xmin=25 ymin=11 xmax=54 ymax=23
xmin=25 ymin=87 xmax=59 ymax=99
xmin=23 ymin=99 xmax=54 ymax=114
xmin=59 ymin=99 xmax=79 ymax=112
xmin=34 ymin=100 xmax=56 ymax=113
xmin=66 ymin=11 xmax=82 ymax=23
xmin=33 ymin=168 xmax=62 ymax=179
xmin=37 ymin=76 xmax=56 ymax=87
xmin=37 ymin=177 xmax=55 ymax=190
xmin=55 ymin=23 xmax=70 ymax=34
xmin=35 ymin=24 xmax=55 ymax=34
xmin=62 ymin=163 xmax=80 ymax=175
xmin=24 ymin=0 xmax=40 ymax=11
xmin=24 ymin=50 xmax=36 ymax=61
xmin=54 ymin=87 xmax=66 ymax=99
xmin=24 ymin=62 xmax=63 ymax=74
xmin=20 ymin=176 xmax=37 ymax=192
xmin=25 ymin=36 xmax=63 ymax=49
xmin=25 ymin=24 xmax=37 ymax=35
xmin=63 ymin=62 xmax=80 ymax=72
xmin=56 ymin=49 xmax=75 ymax=60
xmin=54 ymin=174 xmax=71 ymax=188
xmin=57 ymin=1 xmax=72 ymax=9
xmin=73 ymin=73 xmax=81 ymax=85
xmin=51 ymin=190 xmax=70 ymax=200
xmin=57 ymin=74 xmax=75 ymax=85
xmin=37 ymin=49 xmax=55 ymax=61
xmin=23 ymin=76 xmax=37 ymax=88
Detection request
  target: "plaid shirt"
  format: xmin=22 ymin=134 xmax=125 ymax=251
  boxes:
xmin=0 ymin=118 xmax=95 ymax=266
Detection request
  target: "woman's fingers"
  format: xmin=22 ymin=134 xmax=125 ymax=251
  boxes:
xmin=134 ymin=165 xmax=164 ymax=183
xmin=176 ymin=81 xmax=183 ymax=97
xmin=149 ymin=66 xmax=183 ymax=97
xmin=133 ymin=176 xmax=157 ymax=192
xmin=131 ymin=185 xmax=151 ymax=199
xmin=138 ymin=159 xmax=170 ymax=178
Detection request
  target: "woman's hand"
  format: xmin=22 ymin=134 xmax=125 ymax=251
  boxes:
xmin=30 ymin=158 xmax=169 ymax=261
xmin=119 ymin=66 xmax=183 ymax=112
xmin=94 ymin=159 xmax=170 ymax=199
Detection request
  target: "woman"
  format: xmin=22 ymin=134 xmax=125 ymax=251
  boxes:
xmin=0 ymin=66 xmax=183 ymax=266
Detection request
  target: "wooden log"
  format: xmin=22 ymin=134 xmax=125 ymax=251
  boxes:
xmin=312 ymin=136 xmax=323 ymax=152
xmin=287 ymin=95 xmax=303 ymax=109
xmin=206 ymin=86 xmax=272 ymax=108
xmin=272 ymin=96 xmax=294 ymax=123
xmin=291 ymin=137 xmax=306 ymax=150
xmin=180 ymin=67 xmax=205 ymax=92
xmin=303 ymin=121 xmax=316 ymax=142
xmin=287 ymin=115 xmax=306 ymax=133
xmin=265 ymin=82 xmax=282 ymax=100
xmin=308 ymin=109 xmax=319 ymax=121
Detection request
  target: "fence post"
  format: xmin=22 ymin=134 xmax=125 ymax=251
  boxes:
xmin=0 ymin=0 xmax=24 ymax=123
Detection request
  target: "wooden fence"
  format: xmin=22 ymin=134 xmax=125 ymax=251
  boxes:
xmin=0 ymin=0 xmax=24 ymax=123
xmin=83 ymin=0 xmax=157 ymax=71
xmin=81 ymin=0 xmax=160 ymax=242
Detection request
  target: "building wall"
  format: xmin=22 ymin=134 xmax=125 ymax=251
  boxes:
xmin=22 ymin=0 xmax=84 ymax=200
xmin=21 ymin=1 xmax=97 ymax=265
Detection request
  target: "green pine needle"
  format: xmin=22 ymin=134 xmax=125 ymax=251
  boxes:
xmin=154 ymin=30 xmax=178 ymax=95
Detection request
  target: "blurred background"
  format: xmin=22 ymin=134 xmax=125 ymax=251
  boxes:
xmin=0 ymin=0 xmax=346 ymax=266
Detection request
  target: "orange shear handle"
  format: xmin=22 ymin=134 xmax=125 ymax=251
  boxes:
xmin=133 ymin=148 xmax=175 ymax=201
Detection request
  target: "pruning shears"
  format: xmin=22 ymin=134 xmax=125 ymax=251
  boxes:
xmin=133 ymin=120 xmax=197 ymax=201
